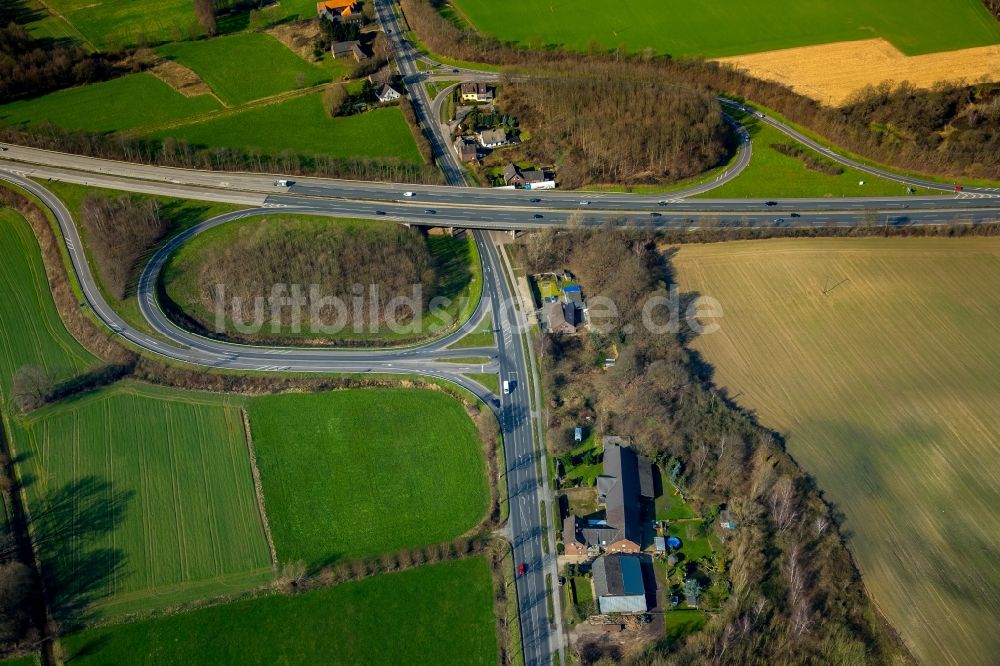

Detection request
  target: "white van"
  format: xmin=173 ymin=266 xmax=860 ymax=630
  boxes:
xmin=502 ymin=380 xmax=511 ymax=395
xmin=274 ymin=179 xmax=292 ymax=187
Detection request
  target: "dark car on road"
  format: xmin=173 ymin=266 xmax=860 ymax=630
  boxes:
xmin=765 ymin=201 xmax=778 ymax=206
xmin=375 ymin=210 xmax=386 ymax=215
xmin=533 ymin=214 xmax=543 ymax=219
xmin=530 ymin=198 xmax=541 ymax=203
xmin=424 ymin=209 xmax=436 ymax=214
xmin=790 ymin=212 xmax=801 ymax=218
xmin=650 ymin=212 xmax=662 ymax=217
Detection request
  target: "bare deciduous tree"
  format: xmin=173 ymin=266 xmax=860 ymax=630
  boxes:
xmin=12 ymin=366 xmax=53 ymax=412
xmin=193 ymin=0 xmax=217 ymax=36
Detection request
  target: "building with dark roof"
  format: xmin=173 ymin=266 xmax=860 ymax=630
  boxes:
xmin=593 ymin=554 xmax=648 ymax=614
xmin=564 ymin=439 xmax=654 ymax=556
xmin=331 ymin=40 xmax=367 ymax=62
xmin=454 ymin=136 xmax=478 ymax=162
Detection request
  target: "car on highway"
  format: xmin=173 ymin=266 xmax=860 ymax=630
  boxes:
xmin=773 ymin=218 xmax=784 ymax=223
xmin=517 ymin=563 xmax=526 ymax=576
xmin=403 ymin=191 xmax=415 ymax=197
xmin=954 ymin=185 xmax=964 ymax=192
xmin=533 ymin=214 xmax=544 ymax=219
xmin=0 ymin=145 xmax=7 ymax=151
xmin=650 ymin=212 xmax=662 ymax=217
xmin=273 ymin=179 xmax=293 ymax=187
xmin=657 ymin=201 xmax=669 ymax=206
xmin=424 ymin=209 xmax=436 ymax=214
xmin=578 ymin=201 xmax=590 ymax=206
xmin=765 ymin=200 xmax=778 ymax=206
xmin=530 ymin=198 xmax=541 ymax=203
xmin=375 ymin=210 xmax=386 ymax=215
xmin=503 ymin=380 xmax=511 ymax=395
xmin=452 ymin=69 xmax=459 ymax=73
xmin=790 ymin=212 xmax=801 ymax=218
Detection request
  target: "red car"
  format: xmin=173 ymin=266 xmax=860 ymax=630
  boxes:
xmin=517 ymin=563 xmax=527 ymax=576
xmin=954 ymin=185 xmax=964 ymax=192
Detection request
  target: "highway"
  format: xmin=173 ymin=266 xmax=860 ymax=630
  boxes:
xmin=374 ymin=0 xmax=563 ymax=661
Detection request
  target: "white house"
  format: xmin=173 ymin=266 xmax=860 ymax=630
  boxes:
xmin=477 ymin=128 xmax=507 ymax=148
xmin=375 ymin=84 xmax=401 ymax=103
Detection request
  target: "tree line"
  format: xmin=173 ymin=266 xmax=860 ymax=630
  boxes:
xmin=0 ymin=22 xmax=126 ymax=103
xmin=0 ymin=125 xmax=444 ymax=184
xmin=519 ymin=228 xmax=910 ymax=664
xmin=500 ymin=72 xmax=732 ymax=188
xmin=400 ymin=0 xmax=1000 ymax=182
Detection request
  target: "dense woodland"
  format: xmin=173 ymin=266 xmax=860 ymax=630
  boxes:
xmin=519 ymin=228 xmax=910 ymax=664
xmin=402 ymin=0 xmax=1000 ymax=181
xmin=171 ymin=220 xmax=438 ymax=335
xmin=500 ymin=74 xmax=732 ymax=188
xmin=985 ymin=0 xmax=1000 ymax=21
xmin=0 ymin=21 xmax=124 ymax=103
xmin=79 ymin=193 xmax=166 ymax=299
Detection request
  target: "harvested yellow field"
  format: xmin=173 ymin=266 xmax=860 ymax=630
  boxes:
xmin=716 ymin=39 xmax=1000 ymax=105
xmin=673 ymin=238 xmax=1000 ymax=665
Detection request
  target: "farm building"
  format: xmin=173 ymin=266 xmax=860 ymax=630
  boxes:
xmin=460 ymin=81 xmax=494 ymax=103
xmin=331 ymin=40 xmax=367 ymax=62
xmin=477 ymin=128 xmax=508 ymax=148
xmin=563 ymin=440 xmax=654 ymax=556
xmin=593 ymin=554 xmax=648 ymax=614
xmin=317 ymin=0 xmax=358 ymax=21
xmin=375 ymin=84 xmax=401 ymax=103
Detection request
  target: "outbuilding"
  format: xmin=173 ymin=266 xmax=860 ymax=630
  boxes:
xmin=593 ymin=554 xmax=648 ymax=614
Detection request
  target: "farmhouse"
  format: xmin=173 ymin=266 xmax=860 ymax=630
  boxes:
xmin=477 ymin=128 xmax=507 ymax=148
xmin=454 ymin=136 xmax=478 ymax=162
xmin=331 ymin=40 xmax=367 ymax=62
xmin=316 ymin=0 xmax=358 ymax=21
xmin=460 ymin=81 xmax=494 ymax=103
xmin=563 ymin=440 xmax=654 ymax=556
xmin=592 ymin=554 xmax=649 ymax=614
xmin=374 ymin=84 xmax=401 ymax=103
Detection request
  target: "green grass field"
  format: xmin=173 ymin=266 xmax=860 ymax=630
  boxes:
xmin=11 ymin=383 xmax=272 ymax=618
xmin=157 ymin=33 xmax=330 ymax=106
xmin=0 ymin=73 xmax=220 ymax=133
xmin=149 ymin=93 xmax=422 ymax=161
xmin=450 ymin=0 xmax=1000 ymax=57
xmin=655 ymin=486 xmax=696 ymax=521
xmin=0 ymin=209 xmax=97 ymax=397
xmin=700 ymin=118 xmax=936 ymax=198
xmin=41 ymin=0 xmax=320 ymax=49
xmin=248 ymin=389 xmax=488 ymax=565
xmin=61 ymin=557 xmax=498 ymax=665
xmin=673 ymin=237 xmax=1000 ymax=664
